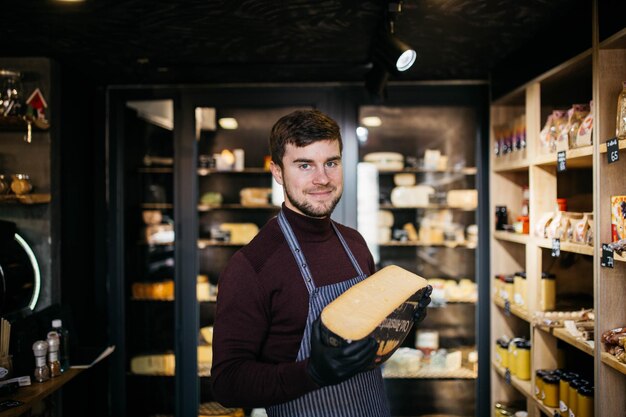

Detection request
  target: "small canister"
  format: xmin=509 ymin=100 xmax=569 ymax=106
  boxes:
xmin=576 ymin=385 xmax=593 ymax=417
xmin=513 ymin=271 xmax=527 ymax=307
xmin=543 ymin=374 xmax=560 ymax=408
xmin=541 ymin=272 xmax=556 ymax=311
xmin=568 ymin=379 xmax=589 ymax=417
xmin=515 ymin=339 xmax=531 ymax=380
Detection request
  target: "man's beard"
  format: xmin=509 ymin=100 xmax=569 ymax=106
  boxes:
xmin=284 ymin=186 xmax=342 ymax=218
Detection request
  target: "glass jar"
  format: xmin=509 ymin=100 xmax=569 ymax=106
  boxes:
xmin=515 ymin=339 xmax=531 ymax=380
xmin=496 ymin=338 xmax=509 ymax=368
xmin=568 ymin=379 xmax=589 ymax=417
xmin=543 ymin=374 xmax=560 ymax=408
xmin=10 ymin=174 xmax=32 ymax=195
xmin=577 ymin=385 xmax=593 ymax=417
xmin=513 ymin=271 xmax=527 ymax=307
xmin=535 ymin=369 xmax=548 ymax=399
xmin=0 ymin=69 xmax=24 ymax=117
xmin=559 ymin=372 xmax=577 ymax=416
xmin=503 ymin=275 xmax=514 ymax=302
xmin=541 ymin=272 xmax=556 ymax=311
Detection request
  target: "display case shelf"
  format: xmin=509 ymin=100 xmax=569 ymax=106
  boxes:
xmin=138 ymin=167 xmax=174 ymax=174
xmin=383 ymin=367 xmax=477 ymax=380
xmin=377 ymin=167 xmax=477 ymax=175
xmin=378 ymin=241 xmax=475 ymax=248
xmin=492 ymin=158 xmax=530 ymax=173
xmin=197 ymin=204 xmax=279 ymax=211
xmin=599 ymin=138 xmax=626 ymax=153
xmin=0 ymin=193 xmax=51 ymax=204
xmin=379 ymin=204 xmax=476 ymax=211
xmin=197 ymin=167 xmax=269 ymax=176
xmin=197 ymin=239 xmax=245 ymax=248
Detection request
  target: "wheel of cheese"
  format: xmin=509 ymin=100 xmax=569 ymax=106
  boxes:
xmin=320 ymin=265 xmax=429 ymax=365
xmin=363 ymin=152 xmax=404 ymax=171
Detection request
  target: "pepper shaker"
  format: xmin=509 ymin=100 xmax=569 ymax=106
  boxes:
xmin=32 ymin=340 xmax=50 ymax=382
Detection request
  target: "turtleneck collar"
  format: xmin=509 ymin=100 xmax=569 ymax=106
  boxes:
xmin=281 ymin=203 xmax=334 ymax=242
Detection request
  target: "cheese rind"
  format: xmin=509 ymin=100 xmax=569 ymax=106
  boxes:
xmin=320 ymin=265 xmax=428 ymax=364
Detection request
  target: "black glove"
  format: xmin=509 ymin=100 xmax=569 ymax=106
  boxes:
xmin=307 ymin=317 xmax=378 ymax=387
xmin=413 ymin=285 xmax=433 ymax=324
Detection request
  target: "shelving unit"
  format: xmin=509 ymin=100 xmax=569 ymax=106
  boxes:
xmin=489 ymin=6 xmax=626 ymax=415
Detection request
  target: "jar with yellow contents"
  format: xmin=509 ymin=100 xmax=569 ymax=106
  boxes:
xmin=568 ymin=379 xmax=589 ymax=417
xmin=577 ymin=385 xmax=593 ymax=417
xmin=559 ymin=372 xmax=577 ymax=416
xmin=514 ymin=339 xmax=531 ymax=380
xmin=543 ymin=374 xmax=560 ymax=408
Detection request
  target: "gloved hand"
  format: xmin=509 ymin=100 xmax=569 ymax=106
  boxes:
xmin=307 ymin=317 xmax=378 ymax=387
xmin=413 ymin=285 xmax=433 ymax=325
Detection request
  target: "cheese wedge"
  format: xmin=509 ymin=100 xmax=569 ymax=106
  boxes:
xmin=320 ymin=265 xmax=428 ymax=364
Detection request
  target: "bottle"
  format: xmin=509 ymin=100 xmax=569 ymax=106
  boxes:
xmin=616 ymin=81 xmax=626 ymax=139
xmin=47 ymin=334 xmax=62 ymax=377
xmin=32 ymin=340 xmax=50 ymax=383
xmin=50 ymin=319 xmax=70 ymax=371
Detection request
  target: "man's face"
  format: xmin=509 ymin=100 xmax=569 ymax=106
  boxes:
xmin=270 ymin=140 xmax=343 ymax=218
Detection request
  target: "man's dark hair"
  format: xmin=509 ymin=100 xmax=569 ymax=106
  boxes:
xmin=269 ymin=109 xmax=343 ymax=167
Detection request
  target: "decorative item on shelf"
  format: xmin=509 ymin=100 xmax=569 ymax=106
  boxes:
xmin=25 ymin=88 xmax=49 ymax=130
xmin=616 ymin=81 xmax=626 ymax=140
xmin=610 ymin=195 xmax=626 ymax=242
xmin=495 ymin=206 xmax=508 ymax=231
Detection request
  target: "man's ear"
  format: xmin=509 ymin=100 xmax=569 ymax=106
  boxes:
xmin=269 ymin=161 xmax=283 ymax=186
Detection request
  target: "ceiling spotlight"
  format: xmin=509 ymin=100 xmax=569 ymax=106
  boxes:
xmin=374 ymin=30 xmax=416 ymax=73
xmin=361 ymin=116 xmax=382 ymax=127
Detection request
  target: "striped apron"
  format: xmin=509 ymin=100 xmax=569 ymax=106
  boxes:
xmin=266 ymin=210 xmax=390 ymax=417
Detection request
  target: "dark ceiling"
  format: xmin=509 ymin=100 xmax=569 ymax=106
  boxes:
xmin=4 ymin=0 xmax=577 ymax=86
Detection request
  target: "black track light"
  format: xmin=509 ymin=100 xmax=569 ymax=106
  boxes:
xmin=373 ymin=30 xmax=416 ymax=73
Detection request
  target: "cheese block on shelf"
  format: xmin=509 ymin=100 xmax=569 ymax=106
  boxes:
xmin=130 ymin=346 xmax=213 ymax=376
xmin=219 ymin=223 xmax=259 ymax=244
xmin=320 ymin=265 xmax=429 ymax=365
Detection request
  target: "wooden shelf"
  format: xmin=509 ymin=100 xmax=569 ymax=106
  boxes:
xmin=197 ymin=167 xmax=269 ymax=176
xmin=535 ymin=398 xmax=560 ymax=417
xmin=492 ymin=157 xmax=530 ymax=173
xmin=198 ymin=204 xmax=279 ymax=211
xmin=536 ymin=238 xmax=594 ymax=256
xmin=614 ymin=252 xmax=626 ymax=263
xmin=379 ymin=203 xmax=476 ymax=211
xmin=600 ymin=27 xmax=626 ymax=49
xmin=599 ymin=138 xmax=626 ymax=153
xmin=0 ymin=115 xmax=49 ymax=131
xmin=0 ymin=193 xmax=51 ymax=205
xmin=493 ymin=296 xmax=530 ymax=322
xmin=141 ymin=203 xmax=173 ymax=209
xmin=535 ymin=326 xmax=594 ymax=356
xmin=0 ymin=369 xmax=83 ymax=417
xmin=532 ymin=145 xmax=593 ymax=168
xmin=492 ymin=362 xmax=532 ymax=398
xmin=601 ymin=352 xmax=626 ymax=375
xmin=493 ymin=230 xmax=529 ymax=244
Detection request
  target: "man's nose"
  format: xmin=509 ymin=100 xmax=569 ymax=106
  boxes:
xmin=312 ymin=166 xmax=330 ymax=184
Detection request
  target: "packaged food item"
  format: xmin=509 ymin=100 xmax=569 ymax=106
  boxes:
xmin=535 ymin=212 xmax=554 ymax=238
xmin=566 ymin=104 xmax=590 ymax=149
xmin=390 ymin=185 xmax=435 ymax=207
xmin=423 ymin=149 xmax=441 ymax=170
xmin=378 ymin=210 xmax=394 ymax=228
xmin=611 ymin=195 xmax=626 ymax=242
xmin=616 ymin=81 xmax=626 ymax=139
xmin=552 ymin=110 xmax=570 ymax=152
xmin=543 ymin=374 xmax=560 ymax=408
xmin=576 ymin=100 xmax=593 ymax=147
xmin=540 ymin=272 xmax=556 ymax=311
xmin=539 ymin=114 xmax=555 ymax=153
xmin=546 ymin=211 xmax=566 ymax=240
xmin=403 ymin=223 xmax=419 ymax=241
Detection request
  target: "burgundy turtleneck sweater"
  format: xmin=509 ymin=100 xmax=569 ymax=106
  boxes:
xmin=210 ymin=205 xmax=376 ymax=408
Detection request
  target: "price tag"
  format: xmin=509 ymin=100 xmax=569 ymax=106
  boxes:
xmin=607 ymin=137 xmax=620 ymax=164
xmin=601 ymin=243 xmax=615 ymax=268
xmin=557 ymin=151 xmax=567 ymax=172
xmin=552 ymin=238 xmax=560 ymax=257
xmin=504 ymin=300 xmax=511 ymax=316
xmin=504 ymin=369 xmax=511 ymax=385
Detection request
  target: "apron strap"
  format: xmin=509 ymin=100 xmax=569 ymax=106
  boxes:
xmin=277 ymin=210 xmax=316 ymax=294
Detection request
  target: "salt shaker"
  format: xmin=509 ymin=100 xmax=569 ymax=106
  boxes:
xmin=32 ymin=340 xmax=50 ymax=382
xmin=47 ymin=334 xmax=62 ymax=377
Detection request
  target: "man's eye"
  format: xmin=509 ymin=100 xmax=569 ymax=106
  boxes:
xmin=326 ymin=161 xmax=339 ymax=168
xmin=299 ymin=163 xmax=310 ymax=170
